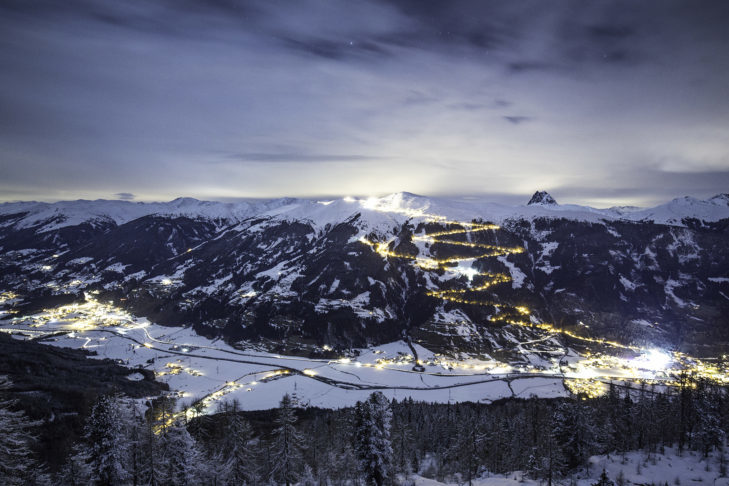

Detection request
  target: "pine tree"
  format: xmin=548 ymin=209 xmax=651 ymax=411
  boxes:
xmin=124 ymin=401 xmax=146 ymax=486
xmin=139 ymin=413 xmax=163 ymax=486
xmin=57 ymin=443 xmax=91 ymax=486
xmin=613 ymin=393 xmax=634 ymax=455
xmin=216 ymin=399 xmax=255 ymax=485
xmin=391 ymin=400 xmax=415 ymax=477
xmin=271 ymin=393 xmax=304 ymax=486
xmin=695 ymin=381 xmax=724 ymax=457
xmin=355 ymin=392 xmax=394 ymax=486
xmin=330 ymin=443 xmax=359 ymax=485
xmin=592 ymin=469 xmax=615 ymax=486
xmin=678 ymin=372 xmax=695 ymax=453
xmin=158 ymin=419 xmax=202 ymax=485
xmin=450 ymin=411 xmax=484 ymax=485
xmin=85 ymin=394 xmax=130 ymax=486
xmin=544 ymin=417 xmax=565 ymax=486
xmin=553 ymin=400 xmax=602 ymax=471
xmin=300 ymin=464 xmax=317 ymax=486
xmin=0 ymin=376 xmax=46 ymax=485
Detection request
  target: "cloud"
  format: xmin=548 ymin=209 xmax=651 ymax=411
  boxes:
xmin=0 ymin=0 xmax=728 ymax=205
xmin=503 ymin=116 xmax=532 ymax=125
xmin=552 ymin=169 xmax=729 ymax=207
xmin=278 ymin=36 xmax=391 ymax=61
xmin=226 ymin=153 xmax=386 ymax=163
xmin=114 ymin=192 xmax=135 ymax=200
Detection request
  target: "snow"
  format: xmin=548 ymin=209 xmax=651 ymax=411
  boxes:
xmin=628 ymin=194 xmax=729 ymax=225
xmin=255 ymin=261 xmax=288 ymax=280
xmin=708 ymin=277 xmax=729 ymax=283
xmin=104 ymin=263 xmax=129 ymax=274
xmin=631 ymin=319 xmax=653 ymax=327
xmin=665 ymin=279 xmax=687 ymax=307
xmin=67 ymin=257 xmax=93 ymax=265
xmin=590 ymin=447 xmax=729 ymax=486
xmin=536 ymin=263 xmax=560 ymax=275
xmin=539 ymin=241 xmax=559 ymax=259
xmin=3 ymin=300 xmax=573 ymax=412
xmin=0 ymin=197 xmax=289 ymax=233
xmin=124 ymin=270 xmax=147 ymax=282
xmin=496 ymin=255 xmax=526 ymax=289
xmin=187 ymin=274 xmax=234 ymax=296
xmin=411 ymin=446 xmax=729 ymax=486
xmin=619 ymin=276 xmax=637 ymax=291
xmin=3 ymin=192 xmax=728 ymax=238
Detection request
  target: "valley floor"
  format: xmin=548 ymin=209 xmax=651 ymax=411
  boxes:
xmin=1 ymin=292 xmax=723 ymax=417
xmin=2 ymin=295 xmax=570 ymax=415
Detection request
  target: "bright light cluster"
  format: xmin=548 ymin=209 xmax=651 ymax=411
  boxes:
xmin=565 ymin=378 xmax=608 ymax=398
xmin=0 ymin=291 xmax=19 ymax=304
xmin=356 ymin=205 xmax=729 ymax=397
xmin=634 ymin=349 xmax=672 ymax=371
xmin=359 ymin=220 xmax=524 ymax=311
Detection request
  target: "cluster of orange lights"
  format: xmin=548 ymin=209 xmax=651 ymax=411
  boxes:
xmin=360 ymin=220 xmax=528 ymax=313
xmin=360 ymin=217 xmax=649 ymax=356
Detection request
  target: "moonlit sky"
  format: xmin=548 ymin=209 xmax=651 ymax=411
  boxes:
xmin=1 ymin=0 xmax=728 ymax=207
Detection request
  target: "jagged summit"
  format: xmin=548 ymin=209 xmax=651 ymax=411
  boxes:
xmin=709 ymin=193 xmax=729 ymax=206
xmin=527 ymin=191 xmax=557 ymax=206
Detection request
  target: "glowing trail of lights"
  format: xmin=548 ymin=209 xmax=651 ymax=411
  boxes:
xmin=357 ymin=208 xmax=729 ymax=395
xmin=360 ymin=222 xmax=525 ymax=310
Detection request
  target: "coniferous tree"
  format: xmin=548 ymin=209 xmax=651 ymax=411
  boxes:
xmin=330 ymin=443 xmax=359 ymax=486
xmin=216 ymin=399 xmax=255 ymax=485
xmin=678 ymin=372 xmax=695 ymax=453
xmin=553 ymin=400 xmax=602 ymax=470
xmin=450 ymin=411 xmax=483 ymax=485
xmin=391 ymin=400 xmax=415 ymax=478
xmin=124 ymin=401 xmax=146 ymax=486
xmin=695 ymin=381 xmax=724 ymax=457
xmin=300 ymin=464 xmax=317 ymax=486
xmin=355 ymin=392 xmax=393 ymax=486
xmin=593 ymin=469 xmax=615 ymax=486
xmin=544 ymin=416 xmax=565 ymax=486
xmin=0 ymin=376 xmax=47 ymax=485
xmin=158 ymin=419 xmax=202 ymax=485
xmin=85 ymin=394 xmax=130 ymax=486
xmin=57 ymin=443 xmax=91 ymax=486
xmin=615 ymin=393 xmax=634 ymax=455
xmin=139 ymin=412 xmax=163 ymax=486
xmin=271 ymin=393 xmax=304 ymax=486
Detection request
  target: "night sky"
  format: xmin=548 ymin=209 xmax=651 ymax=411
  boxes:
xmin=1 ymin=0 xmax=728 ymax=206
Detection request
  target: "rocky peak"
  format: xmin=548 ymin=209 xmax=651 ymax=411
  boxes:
xmin=527 ymin=191 xmax=557 ymax=206
xmin=709 ymin=193 xmax=729 ymax=206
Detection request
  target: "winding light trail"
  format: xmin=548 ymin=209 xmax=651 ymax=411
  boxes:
xmin=3 ymin=210 xmax=727 ymax=412
xmin=360 ymin=216 xmax=642 ymax=353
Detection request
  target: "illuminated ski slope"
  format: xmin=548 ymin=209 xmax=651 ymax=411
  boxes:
xmin=357 ymin=209 xmax=729 ymax=397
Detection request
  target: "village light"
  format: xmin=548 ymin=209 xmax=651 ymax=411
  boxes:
xmin=635 ymin=349 xmax=672 ymax=371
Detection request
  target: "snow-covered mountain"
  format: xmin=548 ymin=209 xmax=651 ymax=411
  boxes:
xmin=1 ymin=191 xmax=728 ymax=359
xmin=2 ymin=190 xmax=729 ymax=232
xmin=0 ymin=197 xmax=299 ymax=232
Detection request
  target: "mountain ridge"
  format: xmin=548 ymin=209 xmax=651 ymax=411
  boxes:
xmin=2 ymin=191 xmax=729 ymax=234
xmin=2 ymin=190 xmax=728 ymax=359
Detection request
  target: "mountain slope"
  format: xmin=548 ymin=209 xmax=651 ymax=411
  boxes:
xmin=1 ymin=192 xmax=728 ymax=358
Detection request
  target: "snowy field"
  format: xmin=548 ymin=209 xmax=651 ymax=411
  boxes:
xmin=2 ymin=293 xmax=723 ymax=416
xmin=1 ymin=295 xmax=572 ymax=414
xmin=411 ymin=447 xmax=729 ymax=485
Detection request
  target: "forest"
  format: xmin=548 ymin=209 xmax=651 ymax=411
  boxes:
xmin=2 ymin=373 xmax=728 ymax=485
